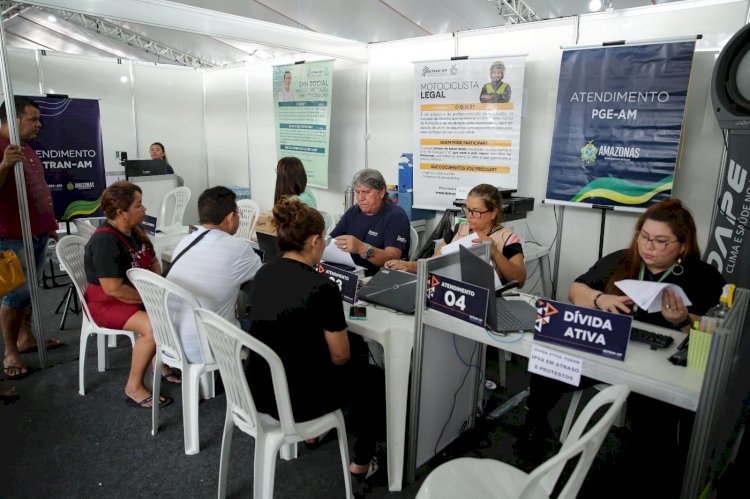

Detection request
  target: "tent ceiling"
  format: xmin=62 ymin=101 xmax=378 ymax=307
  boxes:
xmin=3 ymin=0 xmax=680 ymax=68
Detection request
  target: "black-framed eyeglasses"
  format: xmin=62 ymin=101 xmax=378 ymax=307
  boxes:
xmin=637 ymin=231 xmax=678 ymax=251
xmin=462 ymin=206 xmax=491 ymax=218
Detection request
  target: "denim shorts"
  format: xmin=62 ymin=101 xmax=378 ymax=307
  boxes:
xmin=0 ymin=236 xmax=49 ymax=308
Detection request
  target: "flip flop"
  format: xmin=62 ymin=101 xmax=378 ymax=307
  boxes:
xmin=18 ymin=339 xmax=65 ymax=354
xmin=2 ymin=365 xmax=33 ymax=381
xmin=125 ymin=395 xmax=173 ymax=409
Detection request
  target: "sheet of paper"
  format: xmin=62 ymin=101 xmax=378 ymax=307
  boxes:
xmin=322 ymin=241 xmax=364 ymax=270
xmin=441 ymin=232 xmax=502 ymax=288
xmin=615 ymin=279 xmax=692 ymax=313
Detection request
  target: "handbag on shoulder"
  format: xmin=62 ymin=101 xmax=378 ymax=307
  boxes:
xmin=0 ymin=250 xmax=26 ymax=298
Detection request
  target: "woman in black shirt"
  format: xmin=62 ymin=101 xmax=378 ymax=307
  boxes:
xmin=248 ymin=198 xmax=382 ymax=480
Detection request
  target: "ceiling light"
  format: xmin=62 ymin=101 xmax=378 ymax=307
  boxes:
xmin=47 ymin=15 xmax=57 ymax=22
xmin=589 ymin=0 xmax=603 ymax=11
xmin=120 ymin=76 xmax=128 ymax=83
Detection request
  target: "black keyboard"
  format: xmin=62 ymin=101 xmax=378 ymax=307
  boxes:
xmin=630 ymin=327 xmax=674 ymax=350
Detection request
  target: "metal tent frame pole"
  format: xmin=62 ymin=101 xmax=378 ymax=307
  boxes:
xmin=0 ymin=13 xmax=49 ymax=368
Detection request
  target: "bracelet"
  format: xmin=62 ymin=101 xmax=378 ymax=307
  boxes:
xmin=673 ymin=317 xmax=692 ymax=330
xmin=593 ymin=292 xmax=604 ymax=310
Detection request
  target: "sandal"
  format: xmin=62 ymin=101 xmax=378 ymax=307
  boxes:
xmin=3 ymin=365 xmax=31 ymax=381
xmin=125 ymin=395 xmax=173 ymax=409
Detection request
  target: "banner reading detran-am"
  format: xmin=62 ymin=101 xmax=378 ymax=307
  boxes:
xmin=544 ymin=41 xmax=696 ymax=209
xmin=28 ymin=96 xmax=106 ymax=220
xmin=413 ymin=56 xmax=526 ymax=210
xmin=273 ymin=61 xmax=334 ymax=189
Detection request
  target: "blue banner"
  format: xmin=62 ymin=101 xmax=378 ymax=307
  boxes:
xmin=545 ymin=42 xmax=696 ymax=208
xmin=27 ymin=96 xmax=106 ymax=220
xmin=534 ymin=299 xmax=632 ymax=361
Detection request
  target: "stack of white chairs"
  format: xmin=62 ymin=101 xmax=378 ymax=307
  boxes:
xmin=236 ymin=199 xmax=261 ymax=240
xmin=159 ymin=186 xmax=191 ymax=227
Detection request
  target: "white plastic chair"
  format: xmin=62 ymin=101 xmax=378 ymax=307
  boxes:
xmin=127 ymin=268 xmax=218 ymax=455
xmin=560 ymin=383 xmax=626 ymax=443
xmin=73 ymin=219 xmax=97 ymax=239
xmin=159 ymin=186 xmax=191 ymax=227
xmin=194 ymin=308 xmax=353 ymax=499
xmin=236 ymin=199 xmax=261 ymax=240
xmin=319 ymin=210 xmax=335 ymax=234
xmin=55 ymin=235 xmax=136 ymax=396
xmin=409 ymin=225 xmax=419 ymax=260
xmin=416 ymin=384 xmax=630 ymax=499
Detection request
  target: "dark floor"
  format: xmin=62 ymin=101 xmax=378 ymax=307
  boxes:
xmin=1 ymin=271 xmax=676 ymax=498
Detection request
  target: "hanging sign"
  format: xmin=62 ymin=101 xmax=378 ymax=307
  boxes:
xmin=544 ymin=41 xmax=696 ymax=209
xmin=412 ymin=56 xmax=527 ymax=210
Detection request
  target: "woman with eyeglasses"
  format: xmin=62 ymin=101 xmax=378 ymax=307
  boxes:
xmin=569 ymin=197 xmax=724 ymax=330
xmin=386 ymin=184 xmax=526 ymax=286
xmin=522 ymin=198 xmax=724 ymax=495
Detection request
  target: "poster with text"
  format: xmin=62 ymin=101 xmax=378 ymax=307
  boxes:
xmin=273 ymin=61 xmax=334 ymax=189
xmin=545 ymin=42 xmax=696 ymax=209
xmin=28 ymin=96 xmax=106 ymax=220
xmin=413 ymin=56 xmax=526 ymax=210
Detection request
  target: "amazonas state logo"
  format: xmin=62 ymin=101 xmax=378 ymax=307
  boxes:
xmin=580 ymin=140 xmax=598 ymax=167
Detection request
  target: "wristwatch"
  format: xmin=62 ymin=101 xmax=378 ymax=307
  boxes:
xmin=363 ymin=244 xmax=374 ymax=259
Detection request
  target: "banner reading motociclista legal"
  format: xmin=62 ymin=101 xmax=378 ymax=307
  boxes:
xmin=28 ymin=96 xmax=106 ymax=220
xmin=544 ymin=41 xmax=696 ymax=210
xmin=413 ymin=56 xmax=527 ymax=210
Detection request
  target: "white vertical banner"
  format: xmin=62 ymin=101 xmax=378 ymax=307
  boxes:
xmin=413 ymin=56 xmax=526 ymax=210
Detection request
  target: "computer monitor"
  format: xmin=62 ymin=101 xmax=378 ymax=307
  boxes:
xmin=125 ymin=159 xmax=169 ymax=179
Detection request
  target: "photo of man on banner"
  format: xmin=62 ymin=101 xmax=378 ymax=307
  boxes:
xmin=479 ymin=60 xmax=512 ymax=103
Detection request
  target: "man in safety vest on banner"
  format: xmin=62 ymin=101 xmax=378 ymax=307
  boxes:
xmin=479 ymin=60 xmax=511 ymax=103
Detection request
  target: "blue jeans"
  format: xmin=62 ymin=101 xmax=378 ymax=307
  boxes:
xmin=0 ymin=236 xmax=49 ymax=308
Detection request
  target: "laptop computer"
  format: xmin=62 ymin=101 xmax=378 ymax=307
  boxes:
xmin=459 ymin=245 xmax=537 ymax=334
xmin=357 ymin=268 xmax=418 ymax=314
xmin=256 ymin=232 xmax=282 ymax=264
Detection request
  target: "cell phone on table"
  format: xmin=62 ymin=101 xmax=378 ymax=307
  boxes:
xmin=349 ymin=306 xmax=367 ymax=320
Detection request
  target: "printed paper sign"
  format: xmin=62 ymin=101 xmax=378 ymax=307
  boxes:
xmin=528 ymin=344 xmax=583 ymax=386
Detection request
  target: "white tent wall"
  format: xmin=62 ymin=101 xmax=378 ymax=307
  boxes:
xmin=203 ymin=65 xmax=250 ymax=188
xmin=367 ymin=0 xmax=748 ymax=297
xmin=368 ymin=34 xmax=456 ymax=191
xmin=132 ymin=62 xmax=206 ymax=225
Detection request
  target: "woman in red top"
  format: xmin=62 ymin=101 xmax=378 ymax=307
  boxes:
xmin=84 ymin=181 xmax=171 ymax=408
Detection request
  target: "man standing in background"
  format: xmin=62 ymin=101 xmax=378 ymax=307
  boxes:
xmin=0 ymin=96 xmax=60 ymax=380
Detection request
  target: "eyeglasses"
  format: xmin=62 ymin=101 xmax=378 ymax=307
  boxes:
xmin=462 ymin=206 xmax=491 ymax=218
xmin=637 ymin=231 xmax=678 ymax=251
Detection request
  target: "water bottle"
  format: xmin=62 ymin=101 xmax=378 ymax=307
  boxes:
xmin=344 ymin=185 xmax=354 ymax=210
xmin=706 ymin=284 xmax=735 ymax=324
